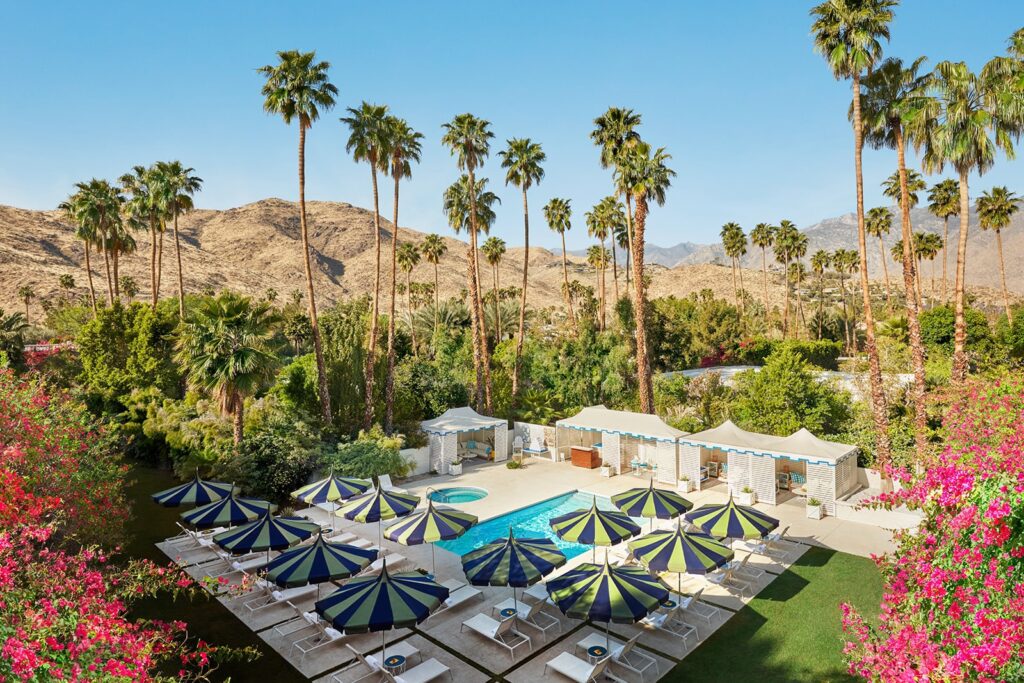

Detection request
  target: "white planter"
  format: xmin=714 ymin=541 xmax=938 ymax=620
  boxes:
xmin=599 ymin=466 xmax=613 ymax=478
xmin=448 ymin=462 xmax=463 ymax=476
xmin=737 ymin=491 xmax=756 ymax=506
xmin=806 ymin=504 xmax=823 ymax=520
xmin=678 ymin=479 xmax=694 ymax=494
xmin=865 ymin=468 xmax=884 ymax=490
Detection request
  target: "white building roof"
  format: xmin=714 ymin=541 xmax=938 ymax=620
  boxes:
xmin=556 ymin=405 xmax=685 ymax=442
xmin=680 ymin=420 xmax=856 ymax=466
xmin=420 ymin=407 xmax=506 ymax=435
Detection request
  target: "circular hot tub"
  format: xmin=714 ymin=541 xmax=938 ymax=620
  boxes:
xmin=428 ymin=487 xmax=489 ymax=504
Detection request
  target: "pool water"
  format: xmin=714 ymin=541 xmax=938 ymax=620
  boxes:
xmin=436 ymin=491 xmax=643 ymax=560
xmin=429 ymin=487 xmax=489 ymax=504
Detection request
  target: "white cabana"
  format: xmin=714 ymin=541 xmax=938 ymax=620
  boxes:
xmin=678 ymin=420 xmax=858 ymax=515
xmin=555 ymin=405 xmax=685 ymax=479
xmin=421 ymin=407 xmax=508 ymax=474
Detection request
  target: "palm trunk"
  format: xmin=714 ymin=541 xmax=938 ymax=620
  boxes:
xmin=942 ymin=216 xmax=950 ymax=304
xmin=493 ymin=262 xmax=501 ymax=341
xmin=363 ymin=164 xmax=383 ymax=429
xmin=156 ymin=227 xmax=164 ymax=303
xmin=839 ymin=273 xmax=850 ymax=350
xmin=407 ymin=270 xmax=417 ymax=356
xmin=761 ymin=247 xmax=770 ymax=317
xmin=466 ymin=166 xmax=492 ymax=413
xmin=915 ymin=256 xmax=924 ymax=309
xmin=84 ymin=241 xmax=97 ymax=313
xmin=795 ymin=278 xmax=806 ymax=337
xmin=782 ymin=257 xmax=791 ymax=338
xmin=878 ymin=237 xmax=892 ymax=313
xmin=817 ymin=273 xmax=824 ymax=340
xmin=233 ymin=397 xmax=244 ymax=448
xmin=851 ymin=73 xmax=891 ymax=464
xmin=996 ymin=230 xmax=1012 ymax=325
xmin=433 ymin=262 xmax=440 ymax=341
xmin=512 ymin=187 xmax=530 ymax=398
xmin=299 ymin=122 xmax=332 ymax=425
xmin=951 ymin=169 xmax=971 ymax=383
xmin=730 ymin=258 xmax=738 ymax=306
xmin=112 ymin=244 xmax=120 ymax=300
xmin=560 ymin=233 xmax=577 ymax=334
xmin=100 ymin=222 xmax=114 ymax=306
xmin=173 ymin=207 xmax=186 ymax=318
xmin=149 ymin=216 xmax=158 ymax=308
xmin=632 ymin=195 xmax=654 ymax=413
xmin=600 ymin=237 xmax=607 ymax=330
xmin=737 ymin=261 xmax=745 ymax=315
xmin=384 ymin=173 xmax=401 ymax=433
xmin=624 ymin=192 xmax=635 ymax=296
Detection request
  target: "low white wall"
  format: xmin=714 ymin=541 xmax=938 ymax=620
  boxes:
xmin=402 ymin=446 xmax=431 ymax=477
xmin=833 ymin=500 xmax=922 ymax=529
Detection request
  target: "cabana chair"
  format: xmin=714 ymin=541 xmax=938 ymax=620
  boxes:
xmin=706 ymin=561 xmax=754 ymax=596
xmin=575 ymin=633 xmax=658 ymax=682
xmin=359 ymin=554 xmax=409 ymax=577
xmin=544 ymin=652 xmax=625 ymax=683
xmin=243 ymin=580 xmax=318 ymax=613
xmin=739 ymin=525 xmax=793 ymax=559
xmin=460 ymin=613 xmax=533 ymax=659
xmin=273 ymin=603 xmax=320 ymax=638
xmin=330 ymin=643 xmax=428 ymax=683
xmin=166 ymin=522 xmax=226 ymax=549
xmin=490 ymin=597 xmax=561 ymax=637
xmin=377 ymin=474 xmax=408 ymax=494
xmin=640 ymin=605 xmax=698 ymax=650
xmin=524 ymin=582 xmax=555 ymax=605
xmin=723 ymin=554 xmax=766 ymax=583
xmin=381 ymin=658 xmax=453 ymax=683
xmin=290 ymin=613 xmax=346 ymax=663
xmin=675 ymin=588 xmax=719 ymax=629
xmin=201 ymin=552 xmax=271 ymax=580
xmin=426 ymin=580 xmax=483 ymax=620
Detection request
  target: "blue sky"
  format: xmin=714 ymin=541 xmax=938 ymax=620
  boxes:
xmin=1 ymin=1 xmax=1023 ymax=250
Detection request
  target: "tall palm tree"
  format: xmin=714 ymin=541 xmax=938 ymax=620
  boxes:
xmin=599 ymin=197 xmax=627 ymax=303
xmin=833 ymin=248 xmax=856 ymax=351
xmin=498 ymin=137 xmax=545 ymax=397
xmin=396 ymin=242 xmax=421 ymax=355
xmin=586 ymin=201 xmax=611 ymax=329
xmin=774 ymin=220 xmax=799 ymax=338
xmin=790 ymin=232 xmax=809 ymax=336
xmin=544 ymin=198 xmax=576 ymax=334
xmin=976 ymin=186 xmax=1020 ymax=324
xmin=614 ymin=218 xmax=631 ymax=293
xmin=810 ymin=249 xmax=832 ymax=339
xmin=882 ymin=167 xmax=926 ymax=299
xmin=617 ymin=142 xmax=675 ymax=413
xmin=927 ymin=178 xmax=960 ymax=303
xmin=58 ymin=191 xmax=97 ymax=313
xmin=919 ymin=56 xmax=1023 ymax=383
xmin=108 ymin=217 xmax=136 ymax=300
xmin=381 ymin=116 xmax=423 ymax=433
xmin=58 ymin=273 xmax=75 ymax=302
xmin=75 ymin=179 xmax=124 ymax=307
xmin=420 ymin=234 xmax=447 ymax=341
xmin=154 ymin=161 xmax=202 ymax=318
xmin=17 ymin=285 xmax=34 ymax=322
xmin=441 ymin=114 xmax=495 ymax=412
xmin=750 ymin=222 xmax=775 ymax=317
xmin=865 ymin=206 xmax=894 ymax=311
xmin=916 ymin=232 xmax=943 ymax=303
xmin=811 ymin=0 xmax=896 ymax=463
xmin=720 ymin=222 xmax=746 ymax=312
xmin=258 ymin=49 xmax=337 ymax=424
xmin=481 ymin=236 xmax=507 ymax=340
xmin=591 ymin=108 xmax=642 ymax=297
xmin=175 ymin=293 xmax=279 ymax=446
xmin=119 ymin=165 xmax=162 ymax=308
xmin=586 ymin=245 xmax=610 ymax=331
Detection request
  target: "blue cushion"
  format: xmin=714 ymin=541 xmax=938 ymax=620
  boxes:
xmin=467 ymin=440 xmax=475 ymax=449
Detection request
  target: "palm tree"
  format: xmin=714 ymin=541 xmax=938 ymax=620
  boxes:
xmin=17 ymin=285 xmax=34 ymax=322
xmin=591 ymin=108 xmax=642 ymax=297
xmin=882 ymin=167 xmax=927 ymax=301
xmin=586 ymin=201 xmax=612 ymax=329
xmin=119 ymin=276 xmax=139 ymax=302
xmin=420 ymin=234 xmax=447 ymax=341
xmin=119 ymin=166 xmax=162 ymax=308
xmin=865 ymin=206 xmax=894 ymax=311
xmin=58 ymin=192 xmax=97 ymax=313
xmin=544 ymin=198 xmax=576 ymax=334
xmin=617 ymin=141 xmax=675 ymax=413
xmin=790 ymin=233 xmax=808 ymax=336
xmin=833 ymin=248 xmax=856 ymax=351
xmin=927 ymin=178 xmax=960 ymax=303
xmin=396 ymin=242 xmax=421 ymax=354
xmin=810 ymin=249 xmax=831 ymax=339
xmin=498 ymin=137 xmax=545 ymax=397
xmin=811 ymin=0 xmax=895 ymax=463
xmin=258 ymin=49 xmax=337 ymax=424
xmin=175 ymin=293 xmax=279 ymax=446
xmin=916 ymin=232 xmax=943 ymax=303
xmin=441 ymin=114 xmax=495 ymax=412
xmin=341 ymin=102 xmax=391 ymax=428
xmin=586 ymin=245 xmax=610 ymax=330
xmin=380 ymin=116 xmax=423 ymax=433
xmin=720 ymin=222 xmax=746 ymax=311
xmin=58 ymin=274 xmax=75 ymax=302
xmin=154 ymin=161 xmax=202 ymax=318
xmin=599 ymin=197 xmax=627 ymax=303
xmin=750 ymin=222 xmax=775 ymax=317
xmin=72 ymin=179 xmax=123 ymax=307
xmin=976 ymin=186 xmax=1020 ymax=324
xmin=774 ymin=221 xmax=799 ymax=338
xmin=481 ymin=236 xmax=507 ymax=340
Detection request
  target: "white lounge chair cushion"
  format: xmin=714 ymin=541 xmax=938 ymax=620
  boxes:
xmin=546 ymin=652 xmax=600 ymax=683
xmin=395 ymin=658 xmax=449 ymax=683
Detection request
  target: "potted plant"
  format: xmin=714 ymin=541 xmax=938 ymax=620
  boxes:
xmin=678 ymin=475 xmax=694 ymax=493
xmin=737 ymin=486 xmax=756 ymax=506
xmin=599 ymin=465 xmax=613 ymax=478
xmin=448 ymin=458 xmax=463 ymax=476
xmin=806 ymin=498 xmax=823 ymax=519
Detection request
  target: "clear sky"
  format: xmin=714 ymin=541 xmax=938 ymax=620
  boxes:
xmin=2 ymin=1 xmax=1023 ymax=250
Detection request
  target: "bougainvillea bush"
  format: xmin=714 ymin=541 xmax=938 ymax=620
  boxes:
xmin=842 ymin=374 xmax=1024 ymax=682
xmin=0 ymin=370 xmax=245 ymax=681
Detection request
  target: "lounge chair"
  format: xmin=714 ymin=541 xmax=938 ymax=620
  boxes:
xmin=427 ymin=580 xmax=482 ymax=619
xmin=273 ymin=604 xmax=319 ymax=638
xmin=524 ymin=582 xmax=554 ymax=605
xmin=460 ymin=613 xmax=532 ymax=659
xmin=576 ymin=633 xmax=658 ymax=682
xmin=706 ymin=563 xmax=753 ymax=596
xmin=382 ymin=658 xmax=452 ymax=683
xmin=378 ymin=475 xmax=408 ymax=494
xmin=361 ymin=554 xmax=409 ymax=576
xmin=490 ymin=598 xmax=561 ymax=637
xmin=740 ymin=525 xmax=793 ymax=558
xmin=724 ymin=554 xmax=766 ymax=582
xmin=331 ymin=642 xmax=425 ymax=683
xmin=544 ymin=652 xmax=624 ymax=683
xmin=166 ymin=522 xmax=225 ymax=548
xmin=290 ymin=613 xmax=345 ymax=662
xmin=675 ymin=588 xmax=719 ymax=629
xmin=640 ymin=606 xmax=698 ymax=650
xmin=243 ymin=581 xmax=318 ymax=612
xmin=202 ymin=553 xmax=270 ymax=580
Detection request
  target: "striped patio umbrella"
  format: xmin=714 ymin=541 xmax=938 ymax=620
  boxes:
xmin=549 ymin=497 xmax=641 ymax=561
xmin=546 ymin=559 xmax=670 ymax=647
xmin=338 ymin=486 xmax=420 ymax=546
xmin=684 ymin=495 xmax=779 ymax=540
xmin=292 ymin=470 xmax=371 ymax=530
xmin=461 ymin=529 xmax=567 ymax=611
xmin=266 ymin=530 xmax=377 ymax=597
xmin=628 ymin=518 xmax=734 ymax=594
xmin=152 ymin=471 xmax=238 ymax=507
xmin=213 ymin=511 xmax=320 ymax=567
xmin=315 ymin=560 xmax=449 ymax=663
xmin=611 ymin=479 xmax=693 ymax=530
xmin=181 ymin=492 xmax=276 ymax=530
xmin=384 ymin=499 xmax=478 ymax=576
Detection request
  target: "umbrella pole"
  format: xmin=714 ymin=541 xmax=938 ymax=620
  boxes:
xmin=431 ymin=543 xmax=436 ymax=578
xmin=332 ymin=501 xmax=336 ymax=532
xmin=606 ymin=621 xmax=610 ymax=649
xmin=381 ymin=630 xmax=386 ymax=662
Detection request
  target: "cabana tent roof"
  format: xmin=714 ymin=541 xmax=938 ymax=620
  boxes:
xmin=421 ymin=407 xmax=506 ymax=435
xmin=680 ymin=420 xmax=856 ymax=466
xmin=556 ymin=405 xmax=685 ymax=443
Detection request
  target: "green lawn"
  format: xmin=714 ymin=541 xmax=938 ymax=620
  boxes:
xmin=663 ymin=546 xmax=882 ymax=683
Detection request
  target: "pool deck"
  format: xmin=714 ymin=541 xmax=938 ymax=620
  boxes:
xmin=156 ymin=456 xmax=899 ymax=682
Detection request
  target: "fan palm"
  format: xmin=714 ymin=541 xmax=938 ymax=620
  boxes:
xmin=0 ymin=309 xmax=28 ymax=364
xmin=396 ymin=242 xmax=421 ymax=355
xmin=481 ymin=236 xmax=507 ymax=340
xmin=58 ymin=190 xmax=98 ymax=312
xmin=810 ymin=250 xmax=832 ymax=340
xmin=865 ymin=206 xmax=894 ymax=310
xmin=119 ymin=165 xmax=163 ymax=307
xmin=175 ymin=293 xmax=279 ymax=446
xmin=17 ymin=285 xmax=34 ymax=323
xmin=381 ymin=116 xmax=423 ymax=433
xmin=585 ymin=244 xmax=610 ymax=331
xmin=916 ymin=232 xmax=944 ymax=303
xmin=441 ymin=113 xmax=495 ymax=412
xmin=927 ymin=178 xmax=960 ymax=303
xmin=257 ymin=49 xmax=337 ymax=424
xmin=419 ymin=234 xmax=447 ymax=341
xmin=720 ymin=222 xmax=747 ymax=312
xmin=749 ymin=222 xmax=776 ymax=317
xmin=498 ymin=137 xmax=545 ymax=397
xmin=591 ymin=108 xmax=642 ymax=297
xmin=882 ymin=166 xmax=927 ymax=305
xmin=976 ymin=186 xmax=1020 ymax=323
xmin=585 ymin=201 xmax=612 ymax=330
xmin=790 ymin=232 xmax=808 ymax=335
xmin=58 ymin=274 xmax=75 ymax=302
xmin=154 ymin=161 xmax=202 ymax=318
xmin=544 ymin=198 xmax=577 ymax=335
xmin=73 ymin=179 xmax=123 ymax=307
xmin=599 ymin=197 xmax=627 ymax=302
xmin=832 ymin=248 xmax=856 ymax=351
xmin=774 ymin=220 xmax=800 ymax=338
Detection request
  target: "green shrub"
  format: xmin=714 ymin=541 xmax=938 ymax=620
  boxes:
xmin=737 ymin=338 xmax=843 ymax=370
xmin=325 ymin=426 xmax=410 ymax=481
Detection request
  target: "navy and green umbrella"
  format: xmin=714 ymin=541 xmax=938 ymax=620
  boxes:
xmin=315 ymin=560 xmax=449 ymax=663
xmin=213 ymin=511 xmax=320 ymax=567
xmin=266 ymin=530 xmax=378 ymax=597
xmin=628 ymin=519 xmax=734 ymax=594
xmin=549 ymin=497 xmax=641 ymax=561
xmin=292 ymin=471 xmax=371 ymax=530
xmin=384 ymin=500 xmax=477 ymax=576
xmin=461 ymin=529 xmax=567 ymax=611
xmin=152 ymin=471 xmax=238 ymax=507
xmin=181 ymin=492 xmax=276 ymax=530
xmin=546 ymin=559 xmax=670 ymax=646
xmin=338 ymin=486 xmax=421 ymax=545
xmin=611 ymin=480 xmax=693 ymax=530
xmin=684 ymin=495 xmax=779 ymax=540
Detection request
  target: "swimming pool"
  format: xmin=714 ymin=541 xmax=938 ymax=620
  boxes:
xmin=428 ymin=487 xmax=489 ymax=504
xmin=436 ymin=491 xmax=643 ymax=560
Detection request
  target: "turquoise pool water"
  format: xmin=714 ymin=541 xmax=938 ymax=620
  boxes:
xmin=436 ymin=491 xmax=642 ymax=559
xmin=428 ymin=486 xmax=489 ymax=504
